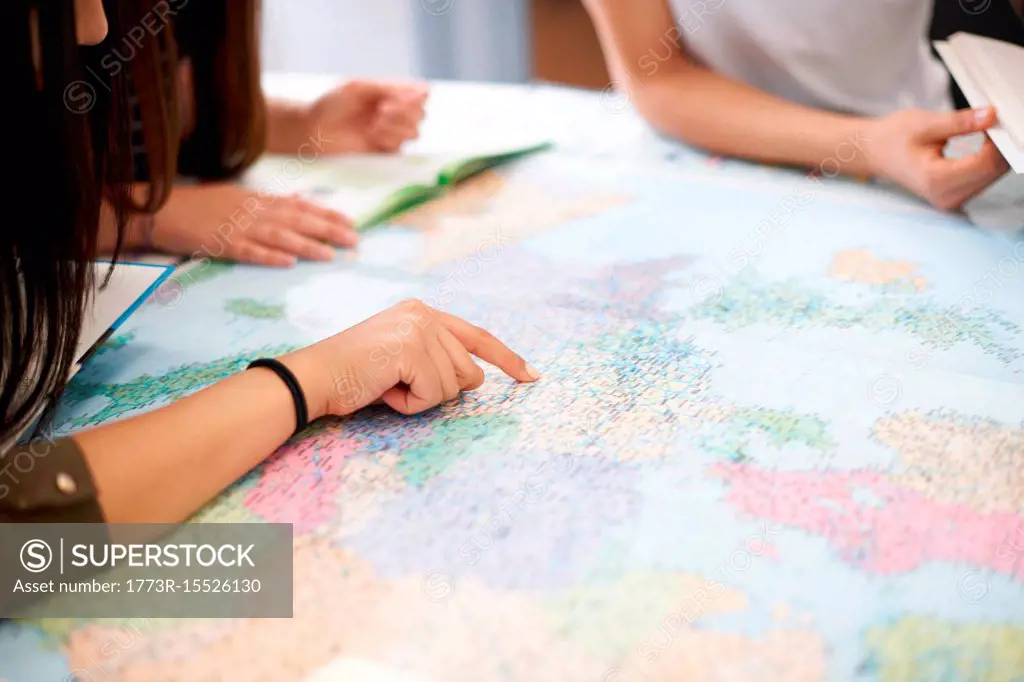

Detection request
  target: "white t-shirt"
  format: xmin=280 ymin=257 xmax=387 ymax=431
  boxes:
xmin=667 ymin=0 xmax=954 ymax=115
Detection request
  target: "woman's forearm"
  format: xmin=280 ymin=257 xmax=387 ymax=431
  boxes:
xmin=73 ymin=362 xmax=305 ymax=524
xmin=583 ymin=0 xmax=875 ymax=176
xmin=634 ymin=67 xmax=875 ymax=176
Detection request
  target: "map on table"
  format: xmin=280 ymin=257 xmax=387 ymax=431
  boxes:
xmin=1 ymin=151 xmax=1023 ymax=682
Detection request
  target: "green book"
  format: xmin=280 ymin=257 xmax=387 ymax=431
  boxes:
xmin=244 ymin=141 xmax=553 ymax=231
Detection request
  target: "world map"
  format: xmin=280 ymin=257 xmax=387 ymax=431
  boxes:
xmin=1 ymin=148 xmax=1023 ymax=682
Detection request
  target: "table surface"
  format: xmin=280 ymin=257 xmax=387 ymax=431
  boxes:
xmin=2 ymin=75 xmax=1023 ymax=682
xmin=260 ymin=73 xmax=1024 ymax=231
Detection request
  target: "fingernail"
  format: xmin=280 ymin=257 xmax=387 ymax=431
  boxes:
xmin=974 ymin=108 xmax=991 ymax=123
xmin=525 ymin=364 xmax=541 ymax=381
xmin=317 ymin=246 xmax=336 ymax=260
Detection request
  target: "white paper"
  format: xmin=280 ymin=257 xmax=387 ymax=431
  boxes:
xmin=242 ymin=153 xmax=455 ymax=221
xmin=934 ymin=39 xmax=1024 ymax=173
xmin=78 ymin=262 xmax=171 ymax=364
xmin=948 ymin=32 xmax=1024 ymax=149
xmin=243 ymin=144 xmax=549 ymax=224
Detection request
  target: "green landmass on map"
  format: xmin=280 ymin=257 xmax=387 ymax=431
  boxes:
xmin=864 ymin=616 xmax=1024 ymax=681
xmin=398 ymin=413 xmax=520 ymax=486
xmin=225 ymin=298 xmax=286 ymax=320
xmin=174 ymin=260 xmax=235 ymax=290
xmin=707 ymin=407 xmax=834 ymax=461
xmin=692 ymin=274 xmax=1021 ymax=363
xmin=63 ymin=344 xmax=299 ymax=429
xmin=93 ymin=331 xmax=136 ymax=358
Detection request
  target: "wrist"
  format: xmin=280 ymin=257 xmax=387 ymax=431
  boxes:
xmin=267 ymin=99 xmax=315 ymax=155
xmin=278 ymin=349 xmax=331 ymax=422
xmin=853 ymin=117 xmax=884 ymax=180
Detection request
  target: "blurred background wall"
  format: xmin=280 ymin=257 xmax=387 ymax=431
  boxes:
xmin=261 ymin=0 xmax=1021 ymax=100
xmin=261 ymin=0 xmax=422 ymax=78
xmin=260 ymin=0 xmax=604 ymax=85
xmin=261 ymin=0 xmax=533 ymax=82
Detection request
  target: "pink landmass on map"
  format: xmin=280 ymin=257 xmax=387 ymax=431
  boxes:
xmin=710 ymin=463 xmax=1024 ymax=583
xmin=243 ymin=436 xmax=361 ymax=531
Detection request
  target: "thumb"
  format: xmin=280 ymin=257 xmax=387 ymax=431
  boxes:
xmin=401 ymin=84 xmax=430 ymax=102
xmin=918 ymin=107 xmax=997 ymax=142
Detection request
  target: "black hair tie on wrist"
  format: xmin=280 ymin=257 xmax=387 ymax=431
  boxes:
xmin=247 ymin=358 xmax=309 ymax=436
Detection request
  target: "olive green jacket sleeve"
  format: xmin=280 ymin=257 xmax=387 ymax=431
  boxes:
xmin=0 ymin=437 xmax=105 ymax=523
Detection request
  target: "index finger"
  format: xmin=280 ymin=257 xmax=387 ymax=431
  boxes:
xmin=285 ymin=194 xmax=357 ymax=229
xmin=434 ymin=310 xmax=540 ymax=383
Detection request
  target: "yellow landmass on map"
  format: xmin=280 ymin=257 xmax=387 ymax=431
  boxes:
xmin=865 ymin=616 xmax=1024 ymax=682
xmin=544 ymin=570 xmax=824 ymax=682
xmin=65 ymin=538 xmax=606 ymax=681
xmin=545 ymin=570 xmax=747 ymax=656
xmin=391 ymin=170 xmax=631 ymax=271
xmin=628 ymin=628 xmax=826 ymax=682
xmin=64 ymin=548 xmax=825 ymax=682
xmin=875 ymin=411 xmax=1024 ymax=513
xmin=828 ymin=249 xmax=928 ymax=290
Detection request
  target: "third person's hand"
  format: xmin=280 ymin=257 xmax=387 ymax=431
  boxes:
xmin=864 ymin=106 xmax=1009 ymax=211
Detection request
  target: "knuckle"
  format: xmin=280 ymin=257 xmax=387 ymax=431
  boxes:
xmin=269 ymin=229 xmax=293 ymax=248
xmin=931 ymin=192 xmax=959 ymax=211
xmin=923 ymin=188 xmax=944 ymax=208
xmin=408 ymin=314 xmax=432 ymax=337
xmin=399 ymin=298 xmax=431 ymax=318
xmin=921 ymin=173 xmax=944 ymax=200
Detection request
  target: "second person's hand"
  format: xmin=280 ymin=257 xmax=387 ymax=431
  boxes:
xmin=306 ymin=80 xmax=429 ymax=154
xmin=153 ymin=184 xmax=358 ymax=266
xmin=282 ymin=299 xmax=541 ymax=419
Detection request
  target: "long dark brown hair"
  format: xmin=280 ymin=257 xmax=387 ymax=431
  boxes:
xmin=1 ymin=0 xmax=133 ymax=445
xmin=128 ymin=0 xmax=267 ymax=212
